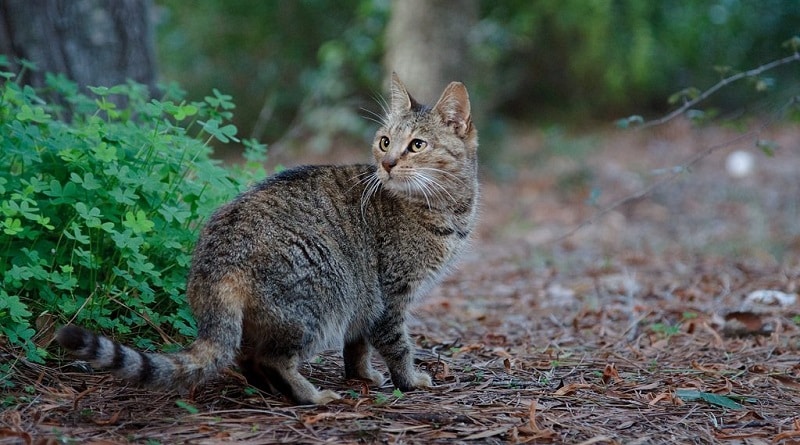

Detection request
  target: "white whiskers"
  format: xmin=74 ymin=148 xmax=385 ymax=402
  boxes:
xmin=360 ymin=93 xmax=390 ymax=127
xmin=349 ymin=165 xmax=465 ymax=218
xmin=350 ymin=169 xmax=383 ymax=222
xmin=412 ymin=168 xmax=461 ymax=205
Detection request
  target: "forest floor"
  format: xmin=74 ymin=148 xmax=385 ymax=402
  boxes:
xmin=2 ymin=119 xmax=800 ymax=444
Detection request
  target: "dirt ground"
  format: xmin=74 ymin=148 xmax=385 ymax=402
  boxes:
xmin=2 ymin=119 xmax=800 ymax=444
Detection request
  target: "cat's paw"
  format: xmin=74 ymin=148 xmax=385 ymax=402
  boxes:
xmin=409 ymin=370 xmax=433 ymax=388
xmin=392 ymin=369 xmax=433 ymax=391
xmin=345 ymin=364 xmax=385 ymax=386
xmin=365 ymin=369 xmax=386 ymax=386
xmin=312 ymin=389 xmax=342 ymax=405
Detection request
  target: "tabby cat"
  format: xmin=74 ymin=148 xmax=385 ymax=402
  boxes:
xmin=56 ymin=73 xmax=478 ymax=405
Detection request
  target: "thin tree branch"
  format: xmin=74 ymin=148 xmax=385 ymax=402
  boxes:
xmin=545 ymin=95 xmax=797 ymax=246
xmin=640 ymin=52 xmax=800 ymax=129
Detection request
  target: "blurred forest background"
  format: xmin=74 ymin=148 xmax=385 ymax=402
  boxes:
xmin=2 ymin=0 xmax=799 ymax=160
xmin=152 ymin=0 xmax=800 ymax=157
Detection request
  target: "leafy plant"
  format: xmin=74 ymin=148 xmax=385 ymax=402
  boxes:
xmin=175 ymin=399 xmax=200 ymax=415
xmin=0 ymin=61 xmax=266 ymax=367
xmin=649 ymin=322 xmax=681 ymax=339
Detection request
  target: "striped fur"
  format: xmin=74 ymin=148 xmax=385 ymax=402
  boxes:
xmin=56 ymin=74 xmax=478 ymax=405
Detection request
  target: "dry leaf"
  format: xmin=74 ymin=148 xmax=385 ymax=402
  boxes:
xmin=691 ymin=361 xmax=721 ymax=375
xmin=722 ymin=311 xmax=772 ymax=336
xmin=516 ymin=400 xmax=558 ymax=441
xmin=554 ymin=383 xmax=591 ymax=396
xmin=770 ymin=374 xmax=800 ymax=391
xmin=772 ymin=430 xmax=800 ymax=442
xmin=528 ymin=399 xmax=540 ymax=433
xmin=648 ymin=391 xmax=675 ymax=406
xmin=484 ymin=333 xmax=508 ymax=345
xmin=424 ymin=360 xmax=451 ymax=381
xmin=0 ymin=429 xmax=31 ymax=445
xmin=452 ymin=343 xmax=484 ymax=357
xmin=601 ymin=363 xmax=621 ymax=384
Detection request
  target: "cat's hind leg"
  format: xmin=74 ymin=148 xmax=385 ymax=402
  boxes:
xmin=237 ymin=349 xmax=279 ymax=395
xmin=343 ymin=336 xmax=385 ymax=385
xmin=257 ymin=354 xmax=341 ymax=405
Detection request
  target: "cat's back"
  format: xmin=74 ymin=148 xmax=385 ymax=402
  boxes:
xmin=193 ymin=164 xmax=374 ymax=267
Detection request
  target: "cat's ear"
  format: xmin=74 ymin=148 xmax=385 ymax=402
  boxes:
xmin=434 ymin=82 xmax=472 ymax=137
xmin=390 ymin=72 xmax=419 ymax=113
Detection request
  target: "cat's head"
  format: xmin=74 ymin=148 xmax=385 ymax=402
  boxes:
xmin=370 ymin=73 xmax=478 ymax=206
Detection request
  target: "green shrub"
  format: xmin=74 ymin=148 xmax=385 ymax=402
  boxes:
xmin=0 ymin=61 xmax=266 ymax=365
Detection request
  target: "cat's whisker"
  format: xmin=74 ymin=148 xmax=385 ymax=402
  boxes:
xmin=360 ymin=92 xmax=391 ymax=127
xmin=359 ymin=173 xmax=383 ymax=221
xmin=428 ymin=178 xmax=457 ymax=204
xmin=351 ymin=168 xmax=375 ymax=181
xmin=372 ymin=92 xmax=390 ymax=118
xmin=348 ymin=169 xmax=376 ymax=188
xmin=408 ymin=175 xmax=433 ymax=210
xmin=413 ymin=170 xmax=457 ymax=205
xmin=360 ymin=107 xmax=387 ymax=126
xmin=415 ymin=167 xmax=469 ymax=188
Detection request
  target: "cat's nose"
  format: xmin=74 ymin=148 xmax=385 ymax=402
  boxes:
xmin=381 ymin=158 xmax=397 ymax=173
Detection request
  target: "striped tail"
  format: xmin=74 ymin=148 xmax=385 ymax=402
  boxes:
xmin=55 ymin=322 xmax=240 ymax=390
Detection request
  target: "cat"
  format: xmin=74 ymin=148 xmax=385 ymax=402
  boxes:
xmin=56 ymin=73 xmax=478 ymax=405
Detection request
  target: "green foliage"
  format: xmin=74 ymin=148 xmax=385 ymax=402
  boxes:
xmin=155 ymin=0 xmax=800 ymax=134
xmin=175 ymin=399 xmax=200 ymax=414
xmin=479 ymin=0 xmax=800 ymax=115
xmin=0 ymin=64 xmax=265 ymax=364
xmin=156 ymin=0 xmax=388 ymax=144
xmin=373 ymin=388 xmax=404 ymax=405
xmin=649 ymin=322 xmax=681 ymax=339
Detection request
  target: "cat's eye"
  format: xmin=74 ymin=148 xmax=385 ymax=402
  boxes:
xmin=379 ymin=136 xmax=390 ymax=152
xmin=408 ymin=139 xmax=427 ymax=153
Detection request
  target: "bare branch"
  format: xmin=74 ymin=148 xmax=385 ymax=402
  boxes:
xmin=640 ymin=52 xmax=800 ymax=129
xmin=545 ymin=95 xmax=797 ymax=246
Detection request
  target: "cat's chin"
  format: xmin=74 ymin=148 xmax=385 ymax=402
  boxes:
xmin=382 ymin=180 xmax=440 ymax=206
xmin=381 ymin=177 xmax=419 ymax=197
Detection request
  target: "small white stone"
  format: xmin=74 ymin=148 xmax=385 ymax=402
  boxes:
xmin=725 ymin=150 xmax=754 ymax=178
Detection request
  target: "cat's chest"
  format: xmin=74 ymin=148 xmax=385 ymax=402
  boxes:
xmin=371 ymin=215 xmax=469 ymax=298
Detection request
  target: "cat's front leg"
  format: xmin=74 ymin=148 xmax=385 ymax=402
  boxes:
xmin=370 ymin=316 xmax=432 ymax=391
xmin=343 ymin=336 xmax=385 ymax=385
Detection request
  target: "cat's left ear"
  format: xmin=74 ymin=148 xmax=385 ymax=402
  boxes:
xmin=390 ymin=72 xmax=420 ymax=113
xmin=434 ymin=82 xmax=472 ymax=137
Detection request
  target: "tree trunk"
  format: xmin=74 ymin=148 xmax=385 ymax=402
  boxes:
xmin=384 ymin=0 xmax=478 ymax=104
xmin=0 ymin=0 xmax=157 ymax=101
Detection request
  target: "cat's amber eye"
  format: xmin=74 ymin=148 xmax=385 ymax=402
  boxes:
xmin=408 ymin=139 xmax=428 ymax=153
xmin=379 ymin=136 xmax=390 ymax=151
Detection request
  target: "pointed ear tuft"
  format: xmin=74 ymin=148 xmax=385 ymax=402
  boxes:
xmin=434 ymin=82 xmax=471 ymax=136
xmin=390 ymin=72 xmax=418 ymax=113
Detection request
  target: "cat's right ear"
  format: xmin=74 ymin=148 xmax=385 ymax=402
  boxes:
xmin=433 ymin=81 xmax=472 ymax=138
xmin=390 ymin=72 xmax=419 ymax=113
